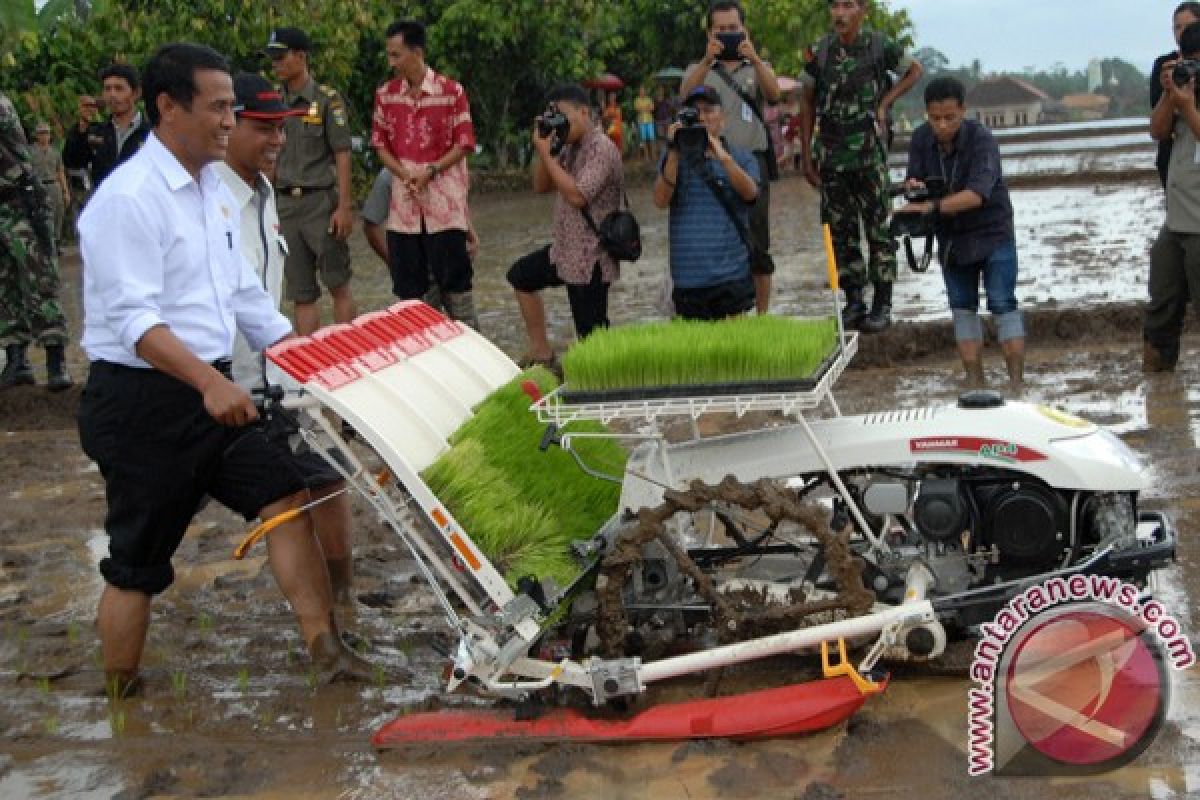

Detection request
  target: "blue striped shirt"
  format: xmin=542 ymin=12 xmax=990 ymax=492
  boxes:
xmin=664 ymin=145 xmax=759 ymax=289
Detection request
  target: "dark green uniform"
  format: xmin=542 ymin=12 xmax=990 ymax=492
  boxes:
xmin=0 ymin=93 xmax=67 ymax=349
xmin=803 ymin=31 xmax=910 ymax=288
xmin=276 ymin=77 xmax=353 ymax=303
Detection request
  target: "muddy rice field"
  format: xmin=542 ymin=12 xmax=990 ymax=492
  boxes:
xmin=1 ymin=122 xmax=1197 ymax=798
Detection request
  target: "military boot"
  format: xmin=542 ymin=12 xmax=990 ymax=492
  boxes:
xmin=859 ymin=282 xmax=893 ymax=334
xmin=45 ymin=344 xmax=73 ymax=392
xmin=840 ymin=286 xmax=867 ymax=330
xmin=443 ymin=291 xmax=480 ymax=331
xmin=0 ymin=344 xmax=35 ymax=389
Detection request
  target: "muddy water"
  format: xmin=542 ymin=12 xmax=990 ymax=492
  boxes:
xmin=5 ymin=343 xmax=1195 ymax=799
xmin=2 ymin=151 xmax=1197 ymax=798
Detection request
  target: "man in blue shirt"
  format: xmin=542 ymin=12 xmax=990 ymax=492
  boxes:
xmin=653 ymin=85 xmax=760 ymax=320
xmin=896 ymin=76 xmax=1024 ymax=390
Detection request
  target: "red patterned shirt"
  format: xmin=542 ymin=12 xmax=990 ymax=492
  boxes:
xmin=371 ymin=68 xmax=476 ymax=234
xmin=551 ymin=125 xmax=624 ymax=284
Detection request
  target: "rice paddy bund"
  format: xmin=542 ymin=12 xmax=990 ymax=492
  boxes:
xmin=420 ymin=367 xmax=627 ymax=588
xmin=560 ymin=316 xmax=841 ymax=391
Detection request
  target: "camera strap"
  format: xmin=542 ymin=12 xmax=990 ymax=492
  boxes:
xmin=711 ymin=64 xmax=780 ymax=179
xmin=683 ymin=149 xmax=755 ymax=256
xmin=903 ymin=231 xmax=935 ymax=273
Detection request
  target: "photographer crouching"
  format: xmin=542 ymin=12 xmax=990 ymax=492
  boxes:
xmin=507 ymin=84 xmax=624 ymax=369
xmin=895 ymin=76 xmax=1025 ymax=390
xmin=654 ymin=86 xmax=760 ymax=321
xmin=1146 ymin=21 xmax=1200 ymax=372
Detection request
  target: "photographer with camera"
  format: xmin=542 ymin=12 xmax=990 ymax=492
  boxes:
xmin=1146 ymin=21 xmax=1200 ymax=372
xmin=1151 ymin=3 xmax=1200 ymax=190
xmin=681 ymin=1 xmax=780 ymax=313
xmin=654 ymin=86 xmax=759 ymax=321
xmin=507 ymin=84 xmax=624 ymax=369
xmin=895 ymin=77 xmax=1024 ymax=390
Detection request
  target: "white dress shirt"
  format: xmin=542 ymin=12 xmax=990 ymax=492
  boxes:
xmin=79 ymin=133 xmax=291 ymax=369
xmin=214 ymin=162 xmax=290 ymax=392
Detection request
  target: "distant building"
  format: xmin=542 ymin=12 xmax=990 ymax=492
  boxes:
xmin=1061 ymin=93 xmax=1111 ymax=121
xmin=1087 ymin=59 xmax=1104 ymax=94
xmin=967 ymin=77 xmax=1052 ymax=128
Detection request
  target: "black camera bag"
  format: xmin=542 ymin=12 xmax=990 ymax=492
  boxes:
xmin=582 ymin=192 xmax=642 ymax=262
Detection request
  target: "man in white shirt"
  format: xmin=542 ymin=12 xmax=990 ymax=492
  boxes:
xmin=77 ymin=44 xmax=369 ymax=696
xmin=216 ymin=73 xmax=357 ymax=604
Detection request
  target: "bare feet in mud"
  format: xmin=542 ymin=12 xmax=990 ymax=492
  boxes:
xmin=308 ymin=631 xmax=406 ymax=685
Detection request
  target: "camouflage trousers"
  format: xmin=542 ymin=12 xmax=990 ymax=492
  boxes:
xmin=820 ymin=161 xmax=897 ymax=287
xmin=0 ymin=207 xmax=67 ymax=347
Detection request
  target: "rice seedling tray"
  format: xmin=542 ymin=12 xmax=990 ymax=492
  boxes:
xmin=558 ymin=345 xmax=841 ymax=404
xmin=535 ymin=333 xmax=857 ymax=426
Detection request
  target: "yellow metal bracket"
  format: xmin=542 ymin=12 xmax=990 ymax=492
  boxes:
xmin=821 ymin=638 xmax=884 ymax=696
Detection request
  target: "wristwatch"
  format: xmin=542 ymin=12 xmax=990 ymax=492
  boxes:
xmin=428 ymin=163 xmax=441 ymax=178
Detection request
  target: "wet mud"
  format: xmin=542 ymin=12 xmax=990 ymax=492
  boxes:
xmin=2 ymin=131 xmax=1198 ymax=798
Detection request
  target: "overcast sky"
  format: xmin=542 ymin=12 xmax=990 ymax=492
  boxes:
xmin=888 ymin=0 xmax=1179 ymax=74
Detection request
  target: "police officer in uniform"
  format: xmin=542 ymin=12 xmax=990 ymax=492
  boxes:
xmin=799 ymin=0 xmax=921 ymax=333
xmin=30 ymin=121 xmax=70 ymax=244
xmin=267 ymin=27 xmax=357 ymax=336
xmin=0 ymin=93 xmax=72 ymax=391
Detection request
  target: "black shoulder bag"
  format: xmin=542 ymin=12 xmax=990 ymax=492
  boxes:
xmin=711 ymin=63 xmax=781 ymax=182
xmin=581 ymin=191 xmax=642 ymax=262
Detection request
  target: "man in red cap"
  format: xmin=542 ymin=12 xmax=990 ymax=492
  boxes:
xmin=215 ymin=72 xmax=358 ymax=607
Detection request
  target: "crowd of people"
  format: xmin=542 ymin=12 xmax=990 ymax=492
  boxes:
xmin=0 ymin=0 xmax=1189 ymax=693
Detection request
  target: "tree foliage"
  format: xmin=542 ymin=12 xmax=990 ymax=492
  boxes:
xmin=0 ymin=0 xmax=913 ymax=165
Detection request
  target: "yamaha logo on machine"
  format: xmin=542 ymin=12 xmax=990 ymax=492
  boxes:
xmin=967 ymin=578 xmax=1195 ymax=777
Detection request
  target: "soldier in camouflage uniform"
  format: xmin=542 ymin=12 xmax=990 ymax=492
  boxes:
xmin=0 ymin=92 xmax=72 ymax=391
xmin=799 ymin=0 xmax=921 ymax=333
xmin=267 ymin=27 xmax=357 ymax=337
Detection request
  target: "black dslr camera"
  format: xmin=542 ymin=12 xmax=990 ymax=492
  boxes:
xmin=1174 ymin=59 xmax=1200 ymax=90
xmin=536 ymin=103 xmax=571 ymax=155
xmin=673 ymin=107 xmax=707 ymax=158
xmin=889 ymin=176 xmax=947 ymax=238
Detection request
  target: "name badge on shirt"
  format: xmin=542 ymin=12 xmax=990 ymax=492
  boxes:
xmin=1194 ymin=142 xmax=1200 ymax=165
xmin=742 ymin=102 xmax=753 ymax=123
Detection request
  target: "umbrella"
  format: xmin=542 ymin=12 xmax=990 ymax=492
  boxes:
xmin=654 ymin=67 xmax=685 ymax=81
xmin=778 ymin=76 xmax=800 ymax=93
xmin=584 ymin=73 xmax=625 ymax=91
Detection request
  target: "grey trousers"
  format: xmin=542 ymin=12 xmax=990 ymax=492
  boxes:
xmin=1145 ymin=225 xmax=1200 ymax=357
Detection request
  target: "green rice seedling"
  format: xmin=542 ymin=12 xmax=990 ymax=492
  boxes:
xmin=171 ymin=670 xmax=187 ymax=699
xmin=109 ymin=709 xmax=126 ymax=735
xmin=44 ymin=715 xmax=58 ymax=735
xmin=305 ymin=668 xmax=318 ymax=693
xmin=561 ymin=315 xmax=840 ymax=391
xmin=196 ymin=612 xmax=213 ymax=635
xmin=37 ymin=676 xmax=50 ymax=695
xmin=66 ymin=623 xmax=78 ymax=644
xmin=421 ymin=368 xmax=626 ymax=589
xmin=237 ymin=667 xmax=250 ymax=693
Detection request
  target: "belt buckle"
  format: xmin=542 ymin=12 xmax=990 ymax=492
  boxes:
xmin=290 ymin=187 xmax=303 ymax=197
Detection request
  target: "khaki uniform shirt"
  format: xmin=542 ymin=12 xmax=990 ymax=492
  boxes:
xmin=276 ymin=76 xmax=352 ymax=190
xmin=685 ymin=60 xmax=769 ymax=152
xmin=30 ymin=143 xmax=62 ymax=186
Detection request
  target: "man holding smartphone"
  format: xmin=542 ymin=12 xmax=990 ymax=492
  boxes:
xmin=681 ymin=0 xmax=780 ymax=314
